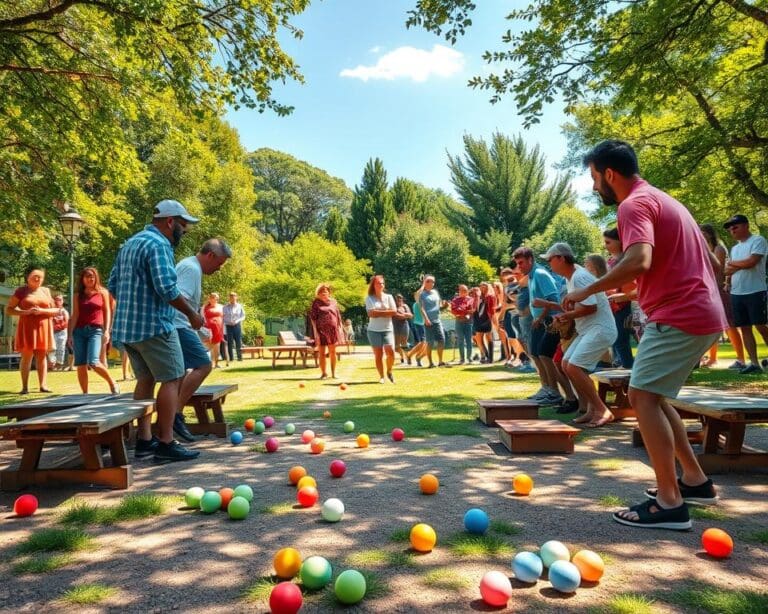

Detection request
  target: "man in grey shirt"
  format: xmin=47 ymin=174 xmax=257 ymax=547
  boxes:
xmin=223 ymin=291 xmax=246 ymax=361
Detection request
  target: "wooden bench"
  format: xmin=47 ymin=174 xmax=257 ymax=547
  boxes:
xmin=267 ymin=331 xmax=318 ymax=368
xmin=475 ymin=399 xmax=540 ymax=426
xmin=591 ymin=369 xmax=635 ymax=420
xmin=496 ymin=419 xmax=581 ymax=454
xmin=0 ymin=394 xmax=113 ymax=422
xmin=241 ymin=336 xmax=265 ymax=359
xmin=182 ymin=384 xmax=238 ymax=437
xmin=0 ymin=399 xmax=155 ymax=490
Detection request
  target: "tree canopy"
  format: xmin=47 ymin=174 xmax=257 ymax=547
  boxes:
xmin=346 ymin=158 xmax=396 ymax=262
xmin=526 ymin=206 xmax=603 ymax=263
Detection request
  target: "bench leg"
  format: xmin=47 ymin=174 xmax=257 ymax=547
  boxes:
xmin=184 ymin=398 xmax=230 ymax=438
xmin=18 ymin=439 xmax=44 ymax=472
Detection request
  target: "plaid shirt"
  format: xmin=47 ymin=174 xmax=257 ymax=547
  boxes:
xmin=108 ymin=225 xmax=181 ymax=344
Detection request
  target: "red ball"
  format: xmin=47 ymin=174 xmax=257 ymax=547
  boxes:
xmin=391 ymin=428 xmax=405 ymax=441
xmin=269 ymin=581 xmax=303 ymax=614
xmin=297 ymin=486 xmax=319 ymax=508
xmin=702 ymin=527 xmax=734 ymax=558
xmin=13 ymin=494 xmax=38 ymax=517
xmin=329 ymin=459 xmax=347 ymax=478
xmin=219 ymin=487 xmax=235 ymax=510
xmin=265 ymin=437 xmax=279 ymax=453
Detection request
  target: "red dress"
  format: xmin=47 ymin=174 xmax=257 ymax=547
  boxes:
xmin=13 ymin=286 xmax=54 ymax=352
xmin=203 ymin=303 xmax=225 ymax=344
xmin=309 ymin=298 xmax=343 ymax=346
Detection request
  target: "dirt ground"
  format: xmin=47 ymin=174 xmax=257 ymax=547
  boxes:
xmin=1 ymin=400 xmax=767 ymax=613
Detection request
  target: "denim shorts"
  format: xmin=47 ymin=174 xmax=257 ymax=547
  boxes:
xmin=123 ymin=329 xmax=185 ymax=382
xmin=424 ymin=320 xmax=445 ymax=346
xmin=367 ymin=329 xmax=395 ymax=348
xmin=72 ymin=325 xmax=103 ymax=366
xmin=177 ymin=327 xmax=212 ymax=370
xmin=412 ymin=324 xmax=425 ymax=343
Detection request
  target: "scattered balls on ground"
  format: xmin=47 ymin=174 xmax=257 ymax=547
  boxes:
xmin=284 ymin=423 xmax=296 ymax=435
xmin=479 ymin=570 xmax=513 ymax=607
xmin=13 ymin=494 xmax=38 ymax=517
xmin=321 ymin=498 xmax=345 ymax=522
xmin=300 ymin=556 xmax=333 ymax=590
xmin=301 ymin=429 xmax=315 ymax=444
xmin=343 ymin=420 xmax=355 ymax=433
xmin=297 ymin=486 xmax=319 ymax=508
xmin=512 ymin=551 xmax=544 ymax=583
xmin=463 ymin=508 xmax=490 ymax=534
xmin=184 ymin=487 xmax=205 ymax=509
xmin=199 ymin=491 xmax=222 ymax=514
xmin=263 ymin=416 xmax=275 ymax=428
xmin=410 ymin=523 xmax=437 ymax=552
xmin=273 ymin=547 xmax=302 ymax=579
xmin=356 ymin=433 xmax=370 ymax=448
xmin=296 ymin=476 xmax=317 ymax=491
xmin=329 ymin=459 xmax=347 ymax=478
xmin=288 ymin=466 xmax=307 ymax=485
xmin=227 ymin=496 xmax=250 ymax=520
xmin=230 ymin=430 xmax=243 ymax=445
xmin=391 ymin=427 xmax=405 ymax=441
xmin=244 ymin=418 xmax=255 ymax=432
xmin=269 ymin=581 xmax=302 ymax=614
xmin=265 ymin=437 xmax=279 ymax=453
xmin=334 ymin=569 xmax=367 ymax=605
xmin=702 ymin=527 xmax=734 ymax=558
xmin=419 ymin=473 xmax=439 ymax=495
xmin=219 ymin=487 xmax=235 ymax=510
xmin=539 ymin=540 xmax=570 ymax=568
xmin=310 ymin=438 xmax=325 ymax=454
xmin=571 ymin=549 xmax=605 ymax=582
xmin=254 ymin=421 xmax=266 ymax=434
xmin=233 ymin=484 xmax=254 ymax=502
xmin=548 ymin=560 xmax=581 ymax=593
xmin=513 ymin=473 xmax=534 ymax=495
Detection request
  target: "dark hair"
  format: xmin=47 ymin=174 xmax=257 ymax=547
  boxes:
xmin=602 ymin=227 xmax=620 ymax=241
xmin=512 ymin=246 xmax=534 ymax=260
xmin=583 ymin=140 xmax=639 ymax=177
xmin=24 ymin=265 xmax=44 ymax=278
xmin=699 ymin=224 xmax=719 ymax=251
xmin=561 ymin=254 xmax=576 ymax=265
xmin=76 ymin=266 xmax=103 ymax=296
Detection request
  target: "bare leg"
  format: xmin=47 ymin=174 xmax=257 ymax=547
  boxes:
xmin=134 ymin=376 xmax=156 ymax=440
xmin=19 ymin=351 xmax=33 ymax=392
xmin=755 ymin=324 xmax=768 ymax=351
xmin=76 ymin=365 xmax=89 ymax=393
xmin=156 ymin=378 xmax=183 ymax=444
xmin=178 ymin=364 xmax=212 ymax=411
xmin=555 ymin=361 xmax=578 ymax=402
xmin=35 ymin=350 xmax=49 ymax=390
xmin=372 ymin=346 xmax=384 ymax=378
xmin=564 ymin=360 xmax=613 ymax=426
xmin=659 ymin=399 xmax=707 ymax=486
xmin=436 ymin=341 xmax=444 ymax=364
xmin=726 ymin=327 xmax=745 ymax=363
xmin=740 ymin=326 xmax=759 ymax=365
xmin=384 ymin=345 xmax=395 ymax=376
xmin=537 ymin=356 xmax=560 ymax=391
xmin=318 ymin=344 xmax=328 ymax=377
xmin=90 ymin=361 xmax=118 ymax=393
xmin=328 ymin=345 xmax=337 ymax=377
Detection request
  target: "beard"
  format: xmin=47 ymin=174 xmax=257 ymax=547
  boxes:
xmin=171 ymin=222 xmax=184 ymax=247
xmin=597 ymin=182 xmax=619 ymax=207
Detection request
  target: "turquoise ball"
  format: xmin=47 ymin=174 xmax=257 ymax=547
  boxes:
xmin=549 ymin=560 xmax=581 ymax=593
xmin=335 ymin=569 xmax=366 ymax=604
xmin=233 ymin=484 xmax=253 ymax=502
xmin=200 ymin=491 xmax=222 ymax=514
xmin=512 ymin=551 xmax=544 ymax=583
xmin=300 ymin=556 xmax=333 ymax=590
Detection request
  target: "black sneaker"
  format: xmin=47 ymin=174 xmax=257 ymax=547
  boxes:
xmin=135 ymin=436 xmax=159 ymax=459
xmin=154 ymin=440 xmax=200 ymax=463
xmin=645 ymin=478 xmax=718 ymax=505
xmin=173 ymin=413 xmax=197 ymax=443
xmin=739 ymin=363 xmax=763 ymax=375
xmin=556 ymin=399 xmax=580 ymax=414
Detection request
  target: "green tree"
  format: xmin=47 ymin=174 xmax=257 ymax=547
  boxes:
xmin=466 ymin=255 xmax=496 ymax=287
xmin=346 ymin=158 xmax=396 ymax=261
xmin=448 ymin=133 xmax=574 ymax=259
xmin=374 ymin=216 xmax=469 ymax=298
xmin=247 ymin=149 xmax=352 ymax=243
xmin=253 ymin=233 xmax=371 ymax=317
xmin=527 ymin=206 xmax=603 ymax=263
xmin=390 ymin=177 xmax=438 ymax=222
xmin=324 ymin=207 xmax=348 ymax=243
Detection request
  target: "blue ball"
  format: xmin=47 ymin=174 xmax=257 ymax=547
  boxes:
xmin=512 ymin=551 xmax=543 ymax=583
xmin=463 ymin=508 xmax=490 ymax=535
xmin=230 ymin=430 xmax=243 ymax=445
xmin=548 ymin=560 xmax=581 ymax=593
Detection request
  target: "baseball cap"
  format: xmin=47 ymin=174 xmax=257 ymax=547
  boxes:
xmin=541 ymin=242 xmax=575 ymax=260
xmin=153 ymin=199 xmax=199 ymax=223
xmin=723 ymin=214 xmax=748 ymax=229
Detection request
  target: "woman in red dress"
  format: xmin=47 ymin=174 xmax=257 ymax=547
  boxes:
xmin=5 ymin=266 xmax=57 ymax=394
xmin=203 ymin=292 xmax=225 ymax=368
xmin=309 ymin=283 xmax=344 ymax=379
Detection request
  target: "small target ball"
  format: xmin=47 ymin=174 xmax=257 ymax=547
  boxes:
xmin=572 ymin=549 xmax=604 ymax=582
xmin=321 ymin=498 xmax=345 ymax=522
xmin=263 ymin=416 xmax=275 ymax=428
xmin=230 ymin=430 xmax=243 ymax=445
xmin=284 ymin=423 xmax=296 ymax=435
xmin=356 ymin=433 xmax=370 ymax=448
xmin=702 ymin=528 xmax=734 ymax=558
xmin=513 ymin=473 xmax=534 ymax=495
xmin=296 ymin=476 xmax=317 ymax=491
xmin=297 ymin=486 xmax=319 ymax=508
xmin=273 ymin=547 xmax=302 ymax=579
xmin=339 ymin=383 xmax=348 ymax=390
xmin=254 ymin=421 xmax=266 ymax=434
xmin=300 ymin=556 xmax=333 ymax=590
xmin=244 ymin=418 xmax=255 ymax=432
xmin=323 ymin=410 xmax=332 ymax=419
xmin=391 ymin=428 xmax=405 ymax=441
xmin=410 ymin=523 xmax=437 ymax=552
xmin=463 ymin=508 xmax=490 ymax=534
xmin=13 ymin=494 xmax=38 ymax=517
xmin=233 ymin=484 xmax=254 ymax=502
xmin=549 ymin=560 xmax=581 ymax=593
xmin=539 ymin=540 xmax=570 ymax=568
xmin=479 ymin=570 xmax=512 ymax=607
xmin=199 ymin=491 xmax=222 ymax=514
xmin=419 ymin=473 xmax=439 ymax=495
xmin=329 ymin=459 xmax=347 ymax=478
xmin=512 ymin=551 xmax=544 ymax=583
xmin=301 ymin=429 xmax=315 ymax=444
xmin=184 ymin=486 xmax=205 ymax=509
xmin=334 ymin=569 xmax=366 ymax=605
xmin=298 ymin=382 xmax=306 ymax=388
xmin=288 ymin=465 xmax=307 ymax=485
xmin=219 ymin=487 xmax=235 ymax=510
xmin=269 ymin=581 xmax=303 ymax=614
xmin=310 ymin=438 xmax=325 ymax=454
xmin=343 ymin=420 xmax=355 ymax=433
xmin=227 ymin=496 xmax=250 ymax=519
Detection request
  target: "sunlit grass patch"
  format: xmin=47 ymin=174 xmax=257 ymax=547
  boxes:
xmin=598 ymin=495 xmax=630 ymax=508
xmin=60 ymin=584 xmax=117 ymax=605
xmin=321 ymin=569 xmax=389 ymax=607
xmin=345 ymin=549 xmax=415 ymax=568
xmin=447 ymin=533 xmax=513 ymax=558
xmin=668 ymin=585 xmax=768 ymax=614
xmin=12 ymin=553 xmax=74 ymax=575
xmin=17 ymin=528 xmax=94 ymax=554
xmin=249 ymin=443 xmax=268 ymax=453
xmin=58 ymin=493 xmax=169 ymax=525
xmin=422 ymin=568 xmax=471 ymax=591
xmin=592 ymin=593 xmax=657 ymax=614
xmin=242 ymin=577 xmax=278 ymax=602
xmin=59 ymin=500 xmax=101 ymax=526
xmin=259 ymin=502 xmax=294 ymax=515
xmin=588 ymin=458 xmax=624 ymax=471
xmin=412 ymin=447 xmax=440 ymax=456
xmin=389 ymin=527 xmax=410 ymax=543
xmin=490 ymin=520 xmax=522 ymax=536
xmin=689 ymin=507 xmax=730 ymax=521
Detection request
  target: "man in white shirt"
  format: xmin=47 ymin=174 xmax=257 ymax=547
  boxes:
xmin=223 ymin=291 xmax=246 ymax=361
xmin=723 ymin=214 xmax=768 ymax=374
xmin=173 ymin=239 xmax=232 ymax=442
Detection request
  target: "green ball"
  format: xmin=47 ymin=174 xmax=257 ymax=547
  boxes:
xmin=227 ymin=496 xmax=250 ymax=520
xmin=300 ymin=555 xmax=333 ymax=590
xmin=185 ymin=486 xmax=205 ymax=508
xmin=233 ymin=484 xmax=253 ymax=502
xmin=285 ymin=423 xmax=296 ymax=435
xmin=343 ymin=421 xmax=355 ymax=433
xmin=335 ymin=569 xmax=366 ymax=604
xmin=254 ymin=421 xmax=266 ymax=434
xmin=200 ymin=491 xmax=222 ymax=514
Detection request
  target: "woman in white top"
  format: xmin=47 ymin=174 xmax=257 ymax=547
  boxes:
xmin=365 ymin=274 xmax=397 ymax=383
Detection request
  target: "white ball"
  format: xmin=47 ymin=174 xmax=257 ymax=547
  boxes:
xmin=321 ymin=498 xmax=345 ymax=522
xmin=539 ymin=540 xmax=571 ymax=568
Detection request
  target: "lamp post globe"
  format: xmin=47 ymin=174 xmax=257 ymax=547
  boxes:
xmin=58 ymin=208 xmax=86 ymax=315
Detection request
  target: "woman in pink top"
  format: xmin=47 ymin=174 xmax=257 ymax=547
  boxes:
xmin=450 ymin=285 xmax=474 ymax=364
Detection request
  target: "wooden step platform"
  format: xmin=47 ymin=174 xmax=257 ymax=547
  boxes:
xmin=476 ymin=399 xmax=540 ymax=426
xmin=496 ymin=419 xmax=581 ymax=454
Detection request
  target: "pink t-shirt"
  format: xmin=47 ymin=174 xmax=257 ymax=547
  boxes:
xmin=617 ymin=179 xmax=726 ymax=335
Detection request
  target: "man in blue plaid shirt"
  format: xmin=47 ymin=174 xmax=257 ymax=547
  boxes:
xmin=108 ymin=200 xmax=204 ymax=463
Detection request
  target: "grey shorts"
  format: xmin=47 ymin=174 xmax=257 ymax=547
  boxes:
xmin=367 ymin=329 xmax=394 ymax=348
xmin=424 ymin=321 xmax=445 ymax=346
xmin=123 ymin=329 xmax=186 ymax=383
xmin=630 ymin=323 xmax=720 ymax=398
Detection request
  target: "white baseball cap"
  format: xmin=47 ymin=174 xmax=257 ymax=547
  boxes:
xmin=153 ymin=199 xmax=199 ymax=223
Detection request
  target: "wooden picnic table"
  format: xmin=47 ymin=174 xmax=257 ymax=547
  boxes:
xmin=182 ymin=383 xmax=238 ymax=437
xmin=0 ymin=394 xmax=113 ymax=422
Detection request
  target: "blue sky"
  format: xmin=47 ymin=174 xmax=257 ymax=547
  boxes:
xmin=226 ymin=0 xmax=594 ymax=207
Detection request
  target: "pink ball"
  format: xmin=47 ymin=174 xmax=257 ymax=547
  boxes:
xmin=479 ymin=570 xmax=513 ymax=607
xmin=301 ymin=429 xmax=315 ymax=444
xmin=263 ymin=416 xmax=275 ymax=428
xmin=329 ymin=459 xmax=347 ymax=478
xmin=265 ymin=437 xmax=279 ymax=453
xmin=13 ymin=494 xmax=39 ymax=517
xmin=391 ymin=428 xmax=405 ymax=441
xmin=269 ymin=581 xmax=303 ymax=614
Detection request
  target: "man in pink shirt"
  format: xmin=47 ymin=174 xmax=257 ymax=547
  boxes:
xmin=565 ymin=140 xmax=726 ymax=530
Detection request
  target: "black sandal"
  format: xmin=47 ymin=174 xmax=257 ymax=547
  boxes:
xmin=612 ymin=499 xmax=692 ymax=530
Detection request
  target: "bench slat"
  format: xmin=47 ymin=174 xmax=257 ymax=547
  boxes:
xmin=188 ymin=384 xmax=238 ymax=401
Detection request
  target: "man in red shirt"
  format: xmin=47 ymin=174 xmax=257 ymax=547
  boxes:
xmin=565 ymin=140 xmax=726 ymax=530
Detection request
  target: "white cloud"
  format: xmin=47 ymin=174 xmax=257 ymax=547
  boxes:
xmin=340 ymin=44 xmax=465 ymax=83
xmin=369 ymin=46 xmax=381 ymax=54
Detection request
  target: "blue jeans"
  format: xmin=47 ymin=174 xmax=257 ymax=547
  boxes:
xmin=226 ymin=323 xmax=243 ymax=361
xmin=612 ymin=304 xmax=634 ymax=368
xmin=455 ymin=319 xmax=473 ymax=361
xmin=72 ymin=325 xmax=103 ymax=366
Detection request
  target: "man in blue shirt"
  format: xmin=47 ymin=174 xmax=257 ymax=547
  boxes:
xmin=513 ymin=246 xmax=563 ymax=405
xmin=415 ymin=275 xmax=448 ymax=367
xmin=108 ymin=200 xmax=204 ymax=463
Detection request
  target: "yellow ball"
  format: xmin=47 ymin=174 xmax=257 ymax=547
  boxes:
xmin=356 ymin=433 xmax=370 ymax=448
xmin=296 ymin=475 xmax=317 ymax=491
xmin=571 ymin=549 xmax=605 ymax=583
xmin=419 ymin=473 xmax=439 ymax=495
xmin=513 ymin=474 xmax=534 ymax=495
xmin=410 ymin=523 xmax=437 ymax=552
xmin=273 ymin=547 xmax=302 ymax=579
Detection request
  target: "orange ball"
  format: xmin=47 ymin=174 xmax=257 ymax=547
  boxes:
xmin=419 ymin=473 xmax=439 ymax=495
xmin=288 ymin=465 xmax=307 ymax=485
xmin=323 ymin=410 xmax=332 ymax=419
xmin=339 ymin=383 xmax=348 ymax=390
xmin=296 ymin=475 xmax=317 ymax=491
xmin=410 ymin=523 xmax=437 ymax=552
xmin=298 ymin=382 xmax=306 ymax=388
xmin=702 ymin=528 xmax=734 ymax=558
xmin=513 ymin=474 xmax=534 ymax=495
xmin=310 ymin=438 xmax=325 ymax=454
xmin=571 ymin=549 xmax=605 ymax=582
xmin=356 ymin=433 xmax=370 ymax=448
xmin=244 ymin=418 xmax=255 ymax=432
xmin=273 ymin=547 xmax=302 ymax=579
xmin=219 ymin=487 xmax=235 ymax=510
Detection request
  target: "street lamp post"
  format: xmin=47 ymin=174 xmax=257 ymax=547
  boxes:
xmin=58 ymin=208 xmax=86 ymax=314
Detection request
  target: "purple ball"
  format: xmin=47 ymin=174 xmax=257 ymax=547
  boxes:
xmin=263 ymin=416 xmax=275 ymax=428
